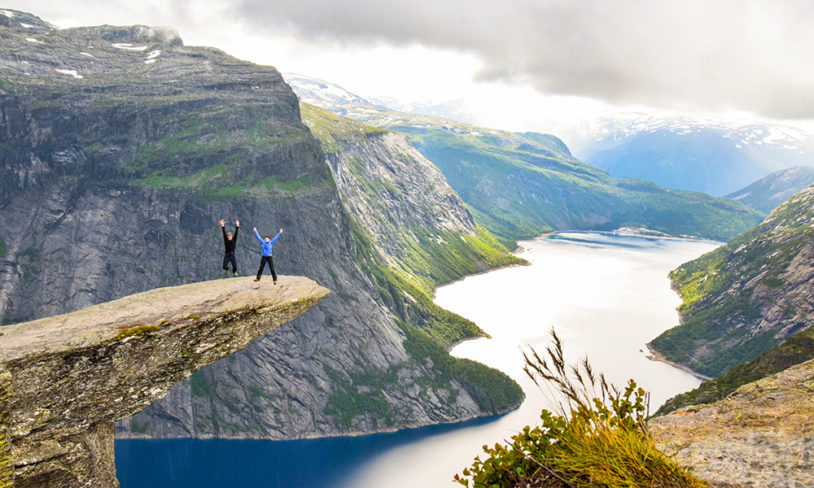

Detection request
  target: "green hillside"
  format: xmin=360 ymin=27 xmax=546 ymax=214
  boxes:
xmin=348 ymin=110 xmax=764 ymax=244
xmin=300 ymin=102 xmax=524 ymax=413
xmin=649 ymin=184 xmax=814 ymax=377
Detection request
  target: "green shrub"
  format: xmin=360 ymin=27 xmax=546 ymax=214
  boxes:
xmin=456 ymin=330 xmax=707 ymax=488
xmin=18 ymin=247 xmax=39 ymax=261
xmin=130 ymin=421 xmax=151 ymax=434
xmin=190 ymin=371 xmax=217 ymax=398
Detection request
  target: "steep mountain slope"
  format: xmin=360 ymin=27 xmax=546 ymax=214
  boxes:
xmin=0 ymin=10 xmax=520 ymax=441
xmin=300 ymin=103 xmax=522 ymax=294
xmin=573 ymin=113 xmax=814 ymax=196
xmin=649 ymin=184 xmax=814 ymax=378
xmin=655 ymin=327 xmax=814 ymax=416
xmin=725 ymin=166 xmax=814 ymax=213
xmin=286 ymin=76 xmax=764 ymax=244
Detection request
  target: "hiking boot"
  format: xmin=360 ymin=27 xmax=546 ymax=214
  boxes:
xmin=223 ymin=270 xmax=228 ymax=276
xmin=253 ymin=278 xmax=260 ymax=282
xmin=233 ymin=272 xmax=238 ymax=277
xmin=273 ymin=280 xmax=277 ymax=285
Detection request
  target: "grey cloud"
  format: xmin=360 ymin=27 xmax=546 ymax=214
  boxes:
xmin=232 ymin=0 xmax=814 ymax=118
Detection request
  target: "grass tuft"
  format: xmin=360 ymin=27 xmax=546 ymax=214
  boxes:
xmin=455 ymin=329 xmax=707 ymax=488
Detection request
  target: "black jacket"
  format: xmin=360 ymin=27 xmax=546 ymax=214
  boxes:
xmin=222 ymin=225 xmax=238 ymax=254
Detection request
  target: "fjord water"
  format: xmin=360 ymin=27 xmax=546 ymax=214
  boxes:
xmin=116 ymin=232 xmax=718 ymax=488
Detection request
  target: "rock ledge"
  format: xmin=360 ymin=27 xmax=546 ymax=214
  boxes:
xmin=650 ymin=359 xmax=814 ymax=487
xmin=0 ymin=276 xmax=328 ymax=487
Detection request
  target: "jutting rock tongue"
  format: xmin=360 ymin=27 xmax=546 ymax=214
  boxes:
xmin=0 ymin=277 xmax=329 ymax=488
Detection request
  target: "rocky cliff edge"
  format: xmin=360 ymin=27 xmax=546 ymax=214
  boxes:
xmin=0 ymin=276 xmax=329 ymax=488
xmin=650 ymin=359 xmax=814 ymax=487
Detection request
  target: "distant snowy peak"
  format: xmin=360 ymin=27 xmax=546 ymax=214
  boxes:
xmin=577 ymin=112 xmax=814 ymax=155
xmin=283 ymin=73 xmax=379 ymax=109
xmin=0 ymin=9 xmax=54 ymax=31
xmin=574 ymin=112 xmax=814 ymax=197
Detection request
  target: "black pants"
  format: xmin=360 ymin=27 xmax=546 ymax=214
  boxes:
xmin=256 ymin=256 xmax=277 ymax=281
xmin=222 ymin=254 xmax=237 ymax=273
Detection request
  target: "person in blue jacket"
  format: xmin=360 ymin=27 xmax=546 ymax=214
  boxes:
xmin=253 ymin=226 xmax=283 ymax=284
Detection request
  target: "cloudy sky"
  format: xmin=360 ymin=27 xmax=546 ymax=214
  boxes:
xmin=6 ymin=0 xmax=814 ymax=136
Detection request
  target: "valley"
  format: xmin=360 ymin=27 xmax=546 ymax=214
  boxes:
xmin=1 ymin=7 xmax=813 ymax=488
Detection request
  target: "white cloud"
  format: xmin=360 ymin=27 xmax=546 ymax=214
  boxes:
xmin=241 ymin=0 xmax=814 ymax=118
xmin=7 ymin=0 xmax=814 ymax=125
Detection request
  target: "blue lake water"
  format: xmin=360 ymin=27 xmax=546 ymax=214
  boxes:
xmin=116 ymin=232 xmax=719 ymax=487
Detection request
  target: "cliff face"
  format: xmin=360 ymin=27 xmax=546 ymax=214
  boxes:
xmin=303 ymin=104 xmax=476 ymax=267
xmin=300 ymin=103 xmax=523 ymax=294
xmin=649 ymin=183 xmax=814 ymax=377
xmin=650 ymin=359 xmax=814 ymax=488
xmin=0 ymin=277 xmax=329 ymax=488
xmin=0 ymin=10 xmax=521 ymax=441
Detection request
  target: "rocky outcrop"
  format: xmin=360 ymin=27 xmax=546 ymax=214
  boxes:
xmin=650 ymin=184 xmax=814 ymax=377
xmin=650 ymin=359 xmax=814 ymax=488
xmin=314 ymin=116 xmax=476 ymax=267
xmin=0 ymin=277 xmax=329 ymax=488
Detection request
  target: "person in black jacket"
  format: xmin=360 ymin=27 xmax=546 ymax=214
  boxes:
xmin=220 ymin=219 xmax=239 ymax=276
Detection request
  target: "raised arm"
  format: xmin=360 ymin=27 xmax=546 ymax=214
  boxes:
xmin=220 ymin=219 xmax=227 ymax=241
xmin=254 ymin=228 xmax=264 ymax=244
xmin=269 ymin=229 xmax=282 ymax=245
xmin=233 ymin=220 xmax=239 ymax=240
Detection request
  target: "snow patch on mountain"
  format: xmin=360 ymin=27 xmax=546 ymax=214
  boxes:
xmin=283 ymin=73 xmax=377 ymax=109
xmin=55 ymin=68 xmax=82 ymax=79
xmin=112 ymin=43 xmax=148 ymax=51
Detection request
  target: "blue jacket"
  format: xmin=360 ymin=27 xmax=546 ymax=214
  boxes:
xmin=255 ymin=230 xmax=280 ymax=257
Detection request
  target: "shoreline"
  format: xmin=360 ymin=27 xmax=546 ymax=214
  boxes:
xmin=432 ymin=260 xmax=530 ymax=301
xmin=114 ymin=395 xmax=525 ymax=442
xmin=446 ymin=330 xmax=491 ymax=351
xmin=645 ymin=343 xmax=713 ymax=381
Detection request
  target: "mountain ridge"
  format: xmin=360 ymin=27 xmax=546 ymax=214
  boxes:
xmin=285 ymin=74 xmax=765 ymax=244
xmin=575 ymin=113 xmax=814 ymax=196
xmin=725 ymin=165 xmax=814 ymax=213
